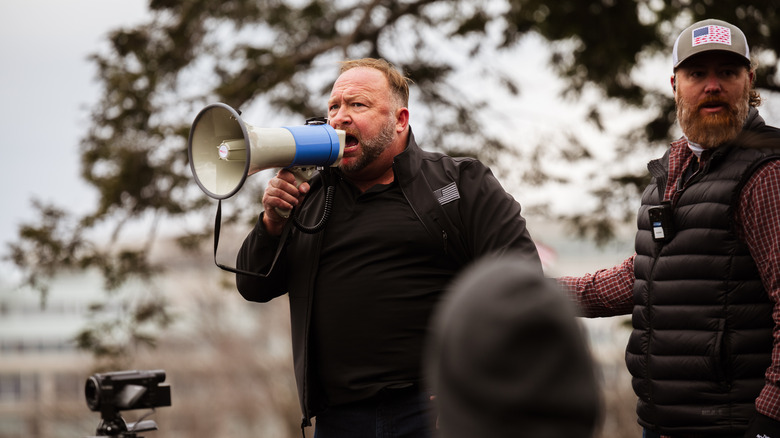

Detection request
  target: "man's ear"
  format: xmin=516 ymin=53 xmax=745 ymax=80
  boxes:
xmin=671 ymin=75 xmax=676 ymax=92
xmin=395 ymin=107 xmax=410 ymax=132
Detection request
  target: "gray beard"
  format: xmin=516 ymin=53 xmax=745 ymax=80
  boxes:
xmin=339 ymin=116 xmax=397 ymax=174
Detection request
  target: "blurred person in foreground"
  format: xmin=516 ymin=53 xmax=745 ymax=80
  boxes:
xmin=427 ymin=254 xmax=602 ymax=438
xmin=559 ymin=19 xmax=780 ymax=438
xmin=235 ymin=58 xmax=542 ymax=437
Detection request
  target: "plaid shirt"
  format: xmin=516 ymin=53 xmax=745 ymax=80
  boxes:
xmin=559 ymin=138 xmax=780 ymax=421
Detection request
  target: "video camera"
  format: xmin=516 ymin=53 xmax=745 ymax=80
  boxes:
xmin=85 ymin=369 xmax=171 ymax=438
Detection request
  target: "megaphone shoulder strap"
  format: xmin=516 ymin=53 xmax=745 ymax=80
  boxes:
xmin=213 ymin=199 xmax=290 ymax=278
xmin=211 ymin=169 xmax=335 ymax=278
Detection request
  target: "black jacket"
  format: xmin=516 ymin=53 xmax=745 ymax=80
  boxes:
xmin=235 ymin=129 xmax=541 ymax=423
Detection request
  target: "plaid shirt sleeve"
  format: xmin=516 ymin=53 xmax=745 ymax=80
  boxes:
xmin=735 ymin=159 xmax=780 ymax=421
xmin=557 ymin=255 xmax=636 ymax=318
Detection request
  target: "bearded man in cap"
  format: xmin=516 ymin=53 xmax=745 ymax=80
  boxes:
xmin=559 ymin=18 xmax=780 ymax=438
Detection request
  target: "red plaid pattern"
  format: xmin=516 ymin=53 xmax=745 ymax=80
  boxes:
xmin=559 ymin=139 xmax=780 ymax=420
xmin=739 ymin=157 xmax=780 ymax=420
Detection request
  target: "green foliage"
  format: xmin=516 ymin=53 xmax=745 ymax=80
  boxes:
xmin=6 ymin=0 xmax=780 ymax=360
xmin=74 ymin=292 xmax=174 ymax=369
xmin=7 ymin=201 xmax=84 ymax=303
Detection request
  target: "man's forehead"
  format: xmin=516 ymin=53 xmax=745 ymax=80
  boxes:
xmin=329 ymin=82 xmax=375 ymax=99
xmin=331 ymin=68 xmax=387 ymax=95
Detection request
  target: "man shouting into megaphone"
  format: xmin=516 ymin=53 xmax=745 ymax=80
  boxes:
xmin=235 ymin=58 xmax=543 ymax=437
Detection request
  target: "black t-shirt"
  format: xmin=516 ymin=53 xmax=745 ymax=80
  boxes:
xmin=311 ymin=175 xmax=460 ymax=406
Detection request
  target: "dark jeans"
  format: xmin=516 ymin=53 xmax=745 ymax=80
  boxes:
xmin=314 ymin=386 xmax=435 ymax=438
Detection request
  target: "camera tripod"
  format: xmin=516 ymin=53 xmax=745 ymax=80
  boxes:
xmin=86 ymin=409 xmax=159 ymax=438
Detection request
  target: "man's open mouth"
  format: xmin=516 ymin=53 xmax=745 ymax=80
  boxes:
xmin=345 ymin=134 xmax=359 ymax=149
xmin=699 ymin=100 xmax=727 ymax=110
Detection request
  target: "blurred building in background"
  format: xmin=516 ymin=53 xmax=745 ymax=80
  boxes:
xmin=0 ymin=219 xmax=639 ymax=438
xmin=0 ymin=272 xmax=97 ymax=437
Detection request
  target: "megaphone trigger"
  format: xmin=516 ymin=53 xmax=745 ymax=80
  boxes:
xmin=274 ymin=165 xmax=319 ymax=219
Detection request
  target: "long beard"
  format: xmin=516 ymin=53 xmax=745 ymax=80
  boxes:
xmin=340 ymin=115 xmax=397 ymax=174
xmin=676 ymin=83 xmax=751 ymax=148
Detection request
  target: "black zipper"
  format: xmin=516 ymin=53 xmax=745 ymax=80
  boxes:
xmin=435 ymin=217 xmax=449 ymax=256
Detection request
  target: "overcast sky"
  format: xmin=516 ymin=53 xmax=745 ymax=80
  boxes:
xmin=0 ymin=1 xmax=566 ymax=273
xmin=0 ymin=0 xmax=149 ymax=276
xmin=3 ymin=2 xmax=778 ymax=283
xmin=0 ymin=1 xmax=673 ymax=281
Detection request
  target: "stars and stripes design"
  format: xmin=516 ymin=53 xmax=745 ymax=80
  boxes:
xmin=692 ymin=25 xmax=731 ymax=47
xmin=434 ymin=182 xmax=460 ymax=205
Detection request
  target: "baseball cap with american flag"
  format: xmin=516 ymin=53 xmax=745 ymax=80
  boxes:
xmin=672 ymin=19 xmax=750 ymax=69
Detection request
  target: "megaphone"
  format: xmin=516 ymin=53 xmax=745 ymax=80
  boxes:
xmin=188 ymin=103 xmax=345 ymax=201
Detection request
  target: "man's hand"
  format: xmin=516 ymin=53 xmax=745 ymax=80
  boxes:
xmin=261 ymin=169 xmax=310 ymax=236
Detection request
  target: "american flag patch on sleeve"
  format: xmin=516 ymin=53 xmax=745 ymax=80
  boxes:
xmin=434 ymin=182 xmax=460 ymax=205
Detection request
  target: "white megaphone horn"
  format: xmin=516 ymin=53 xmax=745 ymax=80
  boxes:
xmin=188 ymin=103 xmax=345 ymax=208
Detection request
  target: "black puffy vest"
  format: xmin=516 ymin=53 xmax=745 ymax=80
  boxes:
xmin=626 ymin=129 xmax=779 ymax=435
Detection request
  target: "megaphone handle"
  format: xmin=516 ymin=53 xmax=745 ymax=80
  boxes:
xmin=274 ymin=166 xmax=318 ymax=218
xmin=213 ymin=199 xmax=290 ymax=278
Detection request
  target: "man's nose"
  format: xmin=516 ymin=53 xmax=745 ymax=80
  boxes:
xmin=703 ymin=73 xmax=723 ymax=94
xmin=329 ymin=106 xmax=351 ymax=127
